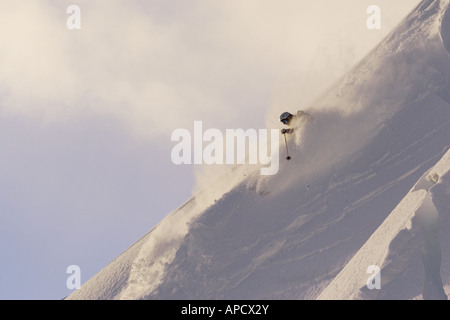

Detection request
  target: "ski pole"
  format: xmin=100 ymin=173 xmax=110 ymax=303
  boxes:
xmin=283 ymin=133 xmax=291 ymax=160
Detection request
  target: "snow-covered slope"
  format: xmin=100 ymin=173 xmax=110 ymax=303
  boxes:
xmin=67 ymin=0 xmax=450 ymax=300
xmin=318 ymin=150 xmax=450 ymax=300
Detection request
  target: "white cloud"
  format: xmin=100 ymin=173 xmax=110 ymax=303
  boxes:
xmin=0 ymin=0 xmax=421 ymax=136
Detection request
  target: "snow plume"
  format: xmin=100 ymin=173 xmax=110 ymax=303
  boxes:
xmin=117 ymin=197 xmax=200 ymax=300
xmin=193 ymin=165 xmax=253 ymax=210
xmin=190 ymin=126 xmax=282 ymax=209
xmin=115 ymin=170 xmax=237 ymax=299
xmin=261 ymin=0 xmax=450 ymax=195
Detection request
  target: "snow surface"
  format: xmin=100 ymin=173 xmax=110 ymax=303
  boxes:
xmin=67 ymin=0 xmax=450 ymax=300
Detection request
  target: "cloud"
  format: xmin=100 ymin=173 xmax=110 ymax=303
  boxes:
xmin=0 ymin=1 xmax=215 ymax=133
xmin=0 ymin=0 xmax=419 ymax=139
xmin=0 ymin=2 xmax=76 ymax=115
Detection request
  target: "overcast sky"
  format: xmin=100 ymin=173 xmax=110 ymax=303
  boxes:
xmin=0 ymin=0 xmax=420 ymax=299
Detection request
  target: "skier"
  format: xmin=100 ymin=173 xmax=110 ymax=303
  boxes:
xmin=280 ymin=110 xmax=309 ymax=134
xmin=279 ymin=110 xmax=310 ymax=160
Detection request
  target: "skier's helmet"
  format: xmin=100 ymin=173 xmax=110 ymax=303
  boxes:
xmin=280 ymin=112 xmax=293 ymax=125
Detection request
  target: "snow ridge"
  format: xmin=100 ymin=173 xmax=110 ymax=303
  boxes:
xmin=318 ymin=151 xmax=450 ymax=300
